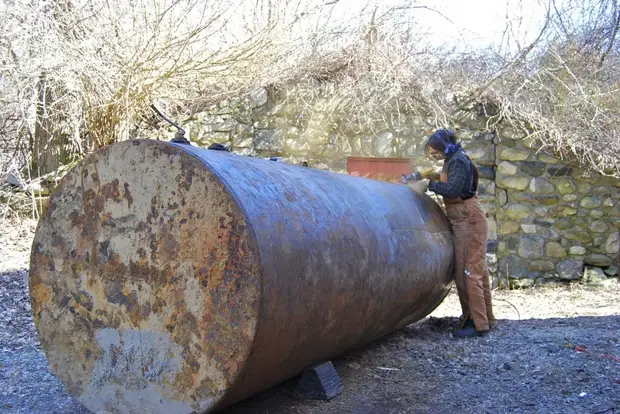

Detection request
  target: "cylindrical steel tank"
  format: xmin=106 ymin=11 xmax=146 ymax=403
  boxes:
xmin=29 ymin=139 xmax=454 ymax=414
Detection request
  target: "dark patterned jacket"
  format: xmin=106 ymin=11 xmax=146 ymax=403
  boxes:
xmin=428 ymin=150 xmax=477 ymax=199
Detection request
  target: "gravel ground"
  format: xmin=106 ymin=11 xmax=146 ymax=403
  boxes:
xmin=1 ymin=219 xmax=619 ymax=414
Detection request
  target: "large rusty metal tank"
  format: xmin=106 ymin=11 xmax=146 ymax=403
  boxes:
xmin=29 ymin=139 xmax=454 ymax=414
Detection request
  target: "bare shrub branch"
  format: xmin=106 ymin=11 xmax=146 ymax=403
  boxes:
xmin=1 ymin=0 xmax=618 ymax=181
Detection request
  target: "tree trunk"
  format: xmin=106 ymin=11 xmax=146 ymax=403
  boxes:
xmin=32 ymin=71 xmax=58 ymax=176
xmin=32 ymin=72 xmax=71 ymax=176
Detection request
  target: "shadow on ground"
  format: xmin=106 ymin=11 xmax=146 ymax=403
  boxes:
xmin=221 ymin=315 xmax=620 ymax=414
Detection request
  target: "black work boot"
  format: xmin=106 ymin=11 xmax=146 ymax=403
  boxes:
xmin=462 ymin=319 xmax=474 ymax=329
xmin=455 ymin=320 xmax=489 ymax=338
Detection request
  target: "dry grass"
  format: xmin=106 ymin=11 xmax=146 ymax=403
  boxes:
xmin=1 ymin=0 xmax=618 ymax=185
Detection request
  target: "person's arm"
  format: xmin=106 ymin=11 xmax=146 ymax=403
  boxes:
xmin=403 ymin=168 xmax=440 ymax=184
xmin=420 ymin=170 xmax=441 ymax=181
xmin=428 ymin=159 xmax=469 ymax=198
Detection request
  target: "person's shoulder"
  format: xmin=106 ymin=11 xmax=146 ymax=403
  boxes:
xmin=449 ymin=152 xmax=468 ymax=165
xmin=455 ymin=150 xmax=469 ymax=160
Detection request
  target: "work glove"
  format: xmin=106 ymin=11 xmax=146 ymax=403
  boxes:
xmin=410 ymin=179 xmax=429 ymax=194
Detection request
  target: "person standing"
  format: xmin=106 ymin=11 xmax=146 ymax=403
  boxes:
xmin=410 ymin=129 xmax=495 ymax=337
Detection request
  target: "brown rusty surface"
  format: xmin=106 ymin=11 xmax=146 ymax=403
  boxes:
xmin=177 ymin=144 xmax=454 ymax=409
xmin=30 ymin=139 xmax=454 ymax=413
xmin=29 ymin=140 xmax=261 ymax=414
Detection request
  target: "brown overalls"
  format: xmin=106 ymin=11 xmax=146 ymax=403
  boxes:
xmin=440 ymin=171 xmax=496 ymax=332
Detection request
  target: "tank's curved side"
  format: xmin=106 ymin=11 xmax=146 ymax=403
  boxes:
xmin=177 ymin=145 xmax=454 ymax=409
xmin=28 ymin=141 xmax=264 ymax=414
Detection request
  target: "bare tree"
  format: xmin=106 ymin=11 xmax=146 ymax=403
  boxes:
xmin=1 ymin=0 xmax=330 ymax=174
xmin=1 ymin=0 xmax=618 ymax=181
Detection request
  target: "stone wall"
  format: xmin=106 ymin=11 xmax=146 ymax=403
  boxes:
xmin=494 ymin=129 xmax=619 ymax=287
xmin=154 ymin=86 xmax=619 ymax=288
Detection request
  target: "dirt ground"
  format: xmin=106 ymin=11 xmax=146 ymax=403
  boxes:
xmin=1 ymin=218 xmax=619 ymax=414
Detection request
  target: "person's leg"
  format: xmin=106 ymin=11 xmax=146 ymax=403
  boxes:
xmin=482 ymin=259 xmax=496 ymax=327
xmin=472 ymin=201 xmax=496 ymax=327
xmin=445 ymin=203 xmax=470 ymax=323
xmin=464 ymin=201 xmax=490 ymax=333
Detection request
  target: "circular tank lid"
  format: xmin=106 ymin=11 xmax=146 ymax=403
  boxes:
xmin=29 ymin=140 xmax=261 ymax=413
